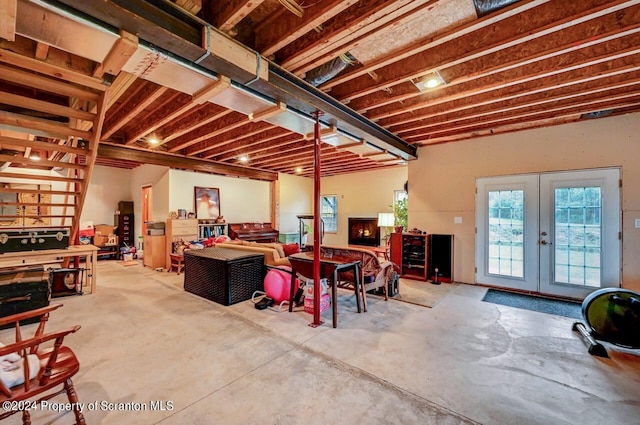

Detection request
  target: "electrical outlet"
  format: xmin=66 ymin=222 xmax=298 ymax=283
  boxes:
xmin=454 ymin=217 xmax=463 ymax=224
xmin=635 ymin=218 xmax=640 ymax=228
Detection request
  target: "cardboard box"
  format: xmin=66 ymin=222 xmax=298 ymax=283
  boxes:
xmin=94 ymin=235 xmax=118 ymax=247
xmin=303 ymin=278 xmax=327 ymax=298
xmin=304 ymin=293 xmax=331 ymax=315
xmin=95 ymin=224 xmax=115 ymax=235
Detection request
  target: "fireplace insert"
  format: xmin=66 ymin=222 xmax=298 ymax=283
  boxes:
xmin=348 ymin=218 xmax=380 ymax=247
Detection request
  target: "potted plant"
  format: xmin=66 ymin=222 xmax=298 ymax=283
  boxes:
xmin=393 ymin=198 xmax=407 ymax=233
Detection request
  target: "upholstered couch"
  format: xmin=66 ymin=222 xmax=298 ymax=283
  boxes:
xmin=318 ymin=245 xmax=393 ymax=310
xmin=216 ymin=241 xmax=291 ymax=267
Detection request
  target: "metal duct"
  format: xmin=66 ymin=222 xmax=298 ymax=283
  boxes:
xmin=472 ymin=0 xmax=521 ymax=18
xmin=581 ymin=110 xmax=614 ymax=120
xmin=305 ymin=53 xmax=356 ymax=87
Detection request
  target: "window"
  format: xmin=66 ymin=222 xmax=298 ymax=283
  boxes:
xmin=321 ymin=195 xmax=337 ymax=233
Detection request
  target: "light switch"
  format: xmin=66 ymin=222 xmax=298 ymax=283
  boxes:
xmin=635 ymin=219 xmax=640 ymax=229
xmin=454 ymin=217 xmax=463 ymax=224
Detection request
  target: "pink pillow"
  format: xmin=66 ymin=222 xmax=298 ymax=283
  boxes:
xmin=214 ymin=235 xmax=231 ymax=243
xmin=282 ymin=243 xmax=301 ymax=257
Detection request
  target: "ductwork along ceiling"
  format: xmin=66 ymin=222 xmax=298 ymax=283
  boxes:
xmin=1 ymin=0 xmax=640 ymax=178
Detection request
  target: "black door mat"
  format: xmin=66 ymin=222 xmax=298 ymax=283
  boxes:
xmin=482 ymin=289 xmax=582 ymax=319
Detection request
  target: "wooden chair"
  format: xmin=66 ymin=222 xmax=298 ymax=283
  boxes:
xmin=0 ymin=304 xmax=84 ymax=425
xmin=168 ymin=253 xmax=185 ymax=275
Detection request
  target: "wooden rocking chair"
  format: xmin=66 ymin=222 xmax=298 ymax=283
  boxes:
xmin=0 ymin=304 xmax=84 ymax=424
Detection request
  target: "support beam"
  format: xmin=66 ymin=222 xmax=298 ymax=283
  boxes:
xmin=280 ymin=0 xmax=437 ymax=74
xmin=209 ymin=0 xmax=268 ymax=33
xmin=101 ymin=84 xmax=168 ymax=140
xmin=98 ymin=143 xmax=277 ymax=181
xmin=0 ymin=40 xmax=106 ymax=91
xmin=106 ymin=71 xmax=137 ymax=110
xmin=93 ymin=30 xmax=138 ymax=78
xmin=255 ymin=0 xmax=358 ymax=57
xmin=125 ymin=76 xmax=231 ymax=146
xmin=249 ymin=101 xmax=286 ymax=122
xmin=311 ymin=110 xmax=322 ymax=327
xmin=34 ymin=42 xmax=49 ymax=60
xmin=330 ymin=0 xmax=639 ymax=101
xmin=0 ymin=0 xmax=17 ymax=42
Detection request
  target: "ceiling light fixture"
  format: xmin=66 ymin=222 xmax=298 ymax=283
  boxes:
xmin=148 ymin=137 xmax=160 ymax=145
xmin=239 ymin=155 xmax=249 ymax=163
xmin=295 ymin=167 xmax=303 ymax=173
xmin=29 ymin=152 xmax=41 ymax=161
xmin=413 ymin=70 xmax=446 ymax=92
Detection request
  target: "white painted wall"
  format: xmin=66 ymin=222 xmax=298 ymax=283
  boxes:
xmin=320 ymin=167 xmax=408 ymax=246
xmin=410 ymin=113 xmax=640 ymax=291
xmin=130 ymin=164 xmax=170 ymax=241
xmin=168 ymin=169 xmax=271 ymax=223
xmin=82 ymin=165 xmax=132 ymax=226
xmin=82 ymin=166 xmax=307 ymax=241
xmin=278 ymin=172 xmax=313 ymax=235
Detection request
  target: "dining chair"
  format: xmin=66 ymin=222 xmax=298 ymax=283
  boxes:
xmin=0 ymin=304 xmax=84 ymax=425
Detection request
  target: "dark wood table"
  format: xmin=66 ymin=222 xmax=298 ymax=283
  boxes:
xmin=288 ymin=252 xmax=361 ymax=328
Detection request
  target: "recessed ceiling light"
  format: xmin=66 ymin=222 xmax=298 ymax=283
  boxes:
xmin=412 ymin=70 xmax=446 ymax=91
xmin=148 ymin=137 xmax=159 ymax=145
xmin=239 ymin=155 xmax=249 ymax=163
xmin=295 ymin=167 xmax=303 ymax=173
xmin=30 ymin=152 xmax=41 ymax=161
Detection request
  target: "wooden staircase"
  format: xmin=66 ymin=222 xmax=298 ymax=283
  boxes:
xmin=0 ymin=37 xmax=108 ymax=247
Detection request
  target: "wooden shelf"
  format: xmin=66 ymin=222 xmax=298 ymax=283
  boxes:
xmin=390 ymin=233 xmax=428 ymax=281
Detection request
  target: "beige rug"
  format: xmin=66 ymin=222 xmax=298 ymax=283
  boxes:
xmin=391 ymin=279 xmax=459 ymax=308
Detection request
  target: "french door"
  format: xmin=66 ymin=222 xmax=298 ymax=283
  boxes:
xmin=476 ymin=169 xmax=620 ymax=299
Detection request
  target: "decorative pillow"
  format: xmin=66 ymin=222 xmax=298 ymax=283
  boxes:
xmin=282 ymin=243 xmax=301 ymax=257
xmin=214 ymin=235 xmax=231 ymax=244
xmin=261 ymin=243 xmax=285 ymax=259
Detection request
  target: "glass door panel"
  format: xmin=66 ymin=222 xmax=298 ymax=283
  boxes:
xmin=476 ymin=175 xmax=538 ymax=292
xmin=539 ymin=169 xmax=620 ymax=298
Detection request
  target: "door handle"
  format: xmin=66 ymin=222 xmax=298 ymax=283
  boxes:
xmin=540 ymin=240 xmax=552 ymax=245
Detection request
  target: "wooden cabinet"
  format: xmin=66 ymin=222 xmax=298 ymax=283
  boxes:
xmin=165 ymin=219 xmax=198 ymax=269
xmin=143 ymin=235 xmax=166 ymax=269
xmin=390 ymin=233 xmax=428 ymax=281
xmin=390 ymin=233 xmax=454 ymax=282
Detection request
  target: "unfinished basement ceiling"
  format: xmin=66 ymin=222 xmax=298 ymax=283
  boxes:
xmin=1 ymin=0 xmax=640 ymax=179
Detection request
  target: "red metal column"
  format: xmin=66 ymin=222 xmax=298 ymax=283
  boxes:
xmin=311 ymin=110 xmax=323 ymax=327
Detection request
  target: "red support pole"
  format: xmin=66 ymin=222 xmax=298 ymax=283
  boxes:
xmin=311 ymin=110 xmax=323 ymax=327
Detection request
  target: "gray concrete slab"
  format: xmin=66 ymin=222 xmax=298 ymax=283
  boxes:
xmin=1 ymin=262 xmax=638 ymax=424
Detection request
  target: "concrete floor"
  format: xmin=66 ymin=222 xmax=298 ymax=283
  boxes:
xmin=3 ymin=261 xmax=639 ymax=424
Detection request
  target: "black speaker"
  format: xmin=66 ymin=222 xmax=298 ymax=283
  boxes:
xmin=428 ymin=234 xmax=453 ymax=283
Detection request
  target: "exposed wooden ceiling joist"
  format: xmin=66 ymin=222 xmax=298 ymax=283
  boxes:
xmin=98 ymin=142 xmax=277 ymax=181
xmin=3 ymin=0 xmax=640 ymax=177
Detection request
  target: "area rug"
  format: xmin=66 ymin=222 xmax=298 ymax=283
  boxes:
xmin=391 ymin=279 xmax=459 ymax=308
xmin=482 ymin=289 xmax=582 ymax=319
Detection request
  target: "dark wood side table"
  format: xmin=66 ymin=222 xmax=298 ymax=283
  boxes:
xmin=288 ymin=252 xmax=362 ymax=328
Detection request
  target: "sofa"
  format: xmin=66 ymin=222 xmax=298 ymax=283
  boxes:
xmin=216 ymin=241 xmax=291 ymax=267
xmin=318 ymin=245 xmax=393 ymax=311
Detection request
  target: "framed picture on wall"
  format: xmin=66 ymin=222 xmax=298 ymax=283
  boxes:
xmin=194 ymin=187 xmax=220 ymax=220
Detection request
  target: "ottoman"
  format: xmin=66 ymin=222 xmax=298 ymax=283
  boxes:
xmin=184 ymin=247 xmax=264 ymax=305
